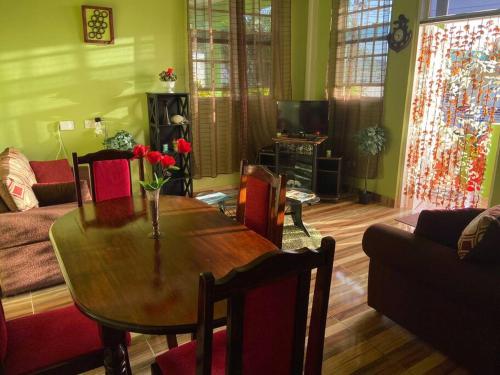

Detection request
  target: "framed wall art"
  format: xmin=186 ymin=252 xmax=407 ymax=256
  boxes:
xmin=82 ymin=5 xmax=114 ymax=44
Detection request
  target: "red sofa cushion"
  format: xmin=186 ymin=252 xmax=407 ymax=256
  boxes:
xmin=3 ymin=305 xmax=103 ymax=375
xmin=156 ymin=330 xmax=227 ymax=375
xmin=29 ymin=160 xmax=74 ymax=183
xmin=93 ymin=159 xmax=131 ymax=202
xmin=244 ymin=175 xmax=270 ymax=237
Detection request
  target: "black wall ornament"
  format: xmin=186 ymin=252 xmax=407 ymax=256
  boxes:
xmin=387 ymin=14 xmax=412 ymax=52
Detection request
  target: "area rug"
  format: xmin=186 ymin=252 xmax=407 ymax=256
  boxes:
xmin=396 ymin=212 xmax=420 ymax=227
xmin=282 ymin=216 xmax=323 ymax=250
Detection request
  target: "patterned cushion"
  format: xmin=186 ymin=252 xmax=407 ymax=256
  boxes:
xmin=0 ymin=148 xmax=38 ymax=211
xmin=458 ymin=205 xmax=500 ymax=260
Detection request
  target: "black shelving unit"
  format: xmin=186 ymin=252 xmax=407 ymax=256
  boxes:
xmin=257 ymin=137 xmax=342 ymax=200
xmin=147 ymin=92 xmax=193 ymax=197
xmin=316 ymin=156 xmax=342 ymax=201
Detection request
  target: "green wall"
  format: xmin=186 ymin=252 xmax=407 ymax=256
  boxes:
xmin=0 ymin=0 xmax=313 ymax=192
xmin=0 ymin=0 xmax=187 ymax=161
xmin=489 ymin=127 xmax=500 ymax=205
xmin=376 ymin=0 xmax=422 ymax=203
xmin=291 ymin=0 xmax=309 ymax=100
xmin=308 ymin=0 xmax=333 ymax=100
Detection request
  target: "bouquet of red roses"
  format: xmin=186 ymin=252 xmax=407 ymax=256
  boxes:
xmin=133 ymin=140 xmax=190 ymax=190
xmin=159 ymin=67 xmax=177 ymax=82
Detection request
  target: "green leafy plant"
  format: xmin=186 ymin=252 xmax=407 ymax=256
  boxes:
xmin=355 ymin=126 xmax=387 ymax=193
xmin=103 ymin=130 xmax=136 ymax=151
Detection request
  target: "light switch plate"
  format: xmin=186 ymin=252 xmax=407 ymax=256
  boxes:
xmin=59 ymin=120 xmax=75 ymax=131
xmin=84 ymin=120 xmax=95 ymax=128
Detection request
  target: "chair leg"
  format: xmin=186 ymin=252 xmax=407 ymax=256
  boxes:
xmin=151 ymin=362 xmax=163 ymax=375
xmin=166 ymin=334 xmax=178 ymax=349
xmin=191 ymin=331 xmax=197 ymax=340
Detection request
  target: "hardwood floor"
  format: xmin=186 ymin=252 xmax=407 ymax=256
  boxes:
xmin=1 ymin=201 xmax=468 ymax=374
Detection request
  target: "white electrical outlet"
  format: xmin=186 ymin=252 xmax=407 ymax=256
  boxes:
xmin=84 ymin=120 xmax=96 ymax=128
xmin=59 ymin=120 xmax=75 ymax=131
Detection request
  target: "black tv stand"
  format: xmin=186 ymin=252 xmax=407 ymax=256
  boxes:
xmin=257 ymin=136 xmax=342 ymax=200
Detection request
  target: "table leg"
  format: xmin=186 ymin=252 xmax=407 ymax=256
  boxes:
xmin=100 ymin=325 xmax=132 ymax=375
xmin=290 ymin=203 xmax=311 ymax=237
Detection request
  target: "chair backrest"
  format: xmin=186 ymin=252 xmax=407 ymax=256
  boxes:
xmin=236 ymin=160 xmax=286 ymax=248
xmin=196 ymin=237 xmax=335 ymax=375
xmin=72 ymin=150 xmax=145 ymax=206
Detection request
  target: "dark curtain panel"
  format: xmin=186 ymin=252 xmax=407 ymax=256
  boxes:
xmin=188 ymin=0 xmax=291 ymax=178
xmin=327 ymin=0 xmax=392 ymax=179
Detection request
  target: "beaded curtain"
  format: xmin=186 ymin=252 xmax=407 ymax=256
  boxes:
xmin=403 ymin=17 xmax=500 ymax=209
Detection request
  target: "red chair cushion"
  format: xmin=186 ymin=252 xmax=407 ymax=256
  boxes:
xmin=0 ymin=303 xmax=7 ymax=362
xmin=29 ymin=160 xmax=74 ymax=183
xmin=156 ymin=330 xmax=227 ymax=375
xmin=245 ymin=175 xmax=271 ymax=237
xmin=93 ymin=159 xmax=131 ymax=202
xmin=3 ymin=305 xmax=103 ymax=375
xmin=242 ymin=276 xmax=298 ymax=374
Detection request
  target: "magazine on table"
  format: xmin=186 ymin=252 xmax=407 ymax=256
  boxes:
xmin=286 ymin=189 xmax=315 ymax=203
xmin=196 ymin=192 xmax=229 ymax=205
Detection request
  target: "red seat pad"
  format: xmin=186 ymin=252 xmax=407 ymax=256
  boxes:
xmin=156 ymin=330 xmax=227 ymax=375
xmin=0 ymin=303 xmax=7 ymax=362
xmin=245 ymin=175 xmax=270 ymax=238
xmin=4 ymin=305 xmax=103 ymax=375
xmin=92 ymin=159 xmax=131 ymax=202
xmin=29 ymin=160 xmax=74 ymax=183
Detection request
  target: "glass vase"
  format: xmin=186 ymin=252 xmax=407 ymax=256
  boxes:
xmin=146 ymin=188 xmax=161 ymax=239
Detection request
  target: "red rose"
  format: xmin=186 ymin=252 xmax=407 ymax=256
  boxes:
xmin=132 ymin=144 xmax=149 ymax=159
xmin=146 ymin=151 xmax=163 ymax=165
xmin=166 ymin=67 xmax=174 ymax=75
xmin=177 ymin=138 xmax=192 ymax=154
xmin=160 ymin=154 xmax=176 ymax=167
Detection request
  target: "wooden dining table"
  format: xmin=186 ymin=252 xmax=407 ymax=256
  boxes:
xmin=49 ymin=195 xmax=278 ymax=374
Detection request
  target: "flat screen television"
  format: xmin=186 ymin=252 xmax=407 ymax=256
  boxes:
xmin=277 ymin=100 xmax=329 ymax=136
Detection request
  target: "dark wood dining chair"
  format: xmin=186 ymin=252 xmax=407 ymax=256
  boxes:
xmin=236 ymin=159 xmax=287 ymax=248
xmin=152 ymin=236 xmax=335 ymax=375
xmin=72 ymin=149 xmax=145 ymax=206
xmin=0 ymin=301 xmax=130 ymax=374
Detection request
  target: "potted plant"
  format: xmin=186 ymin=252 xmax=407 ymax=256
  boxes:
xmin=355 ymin=125 xmax=386 ymax=204
xmin=159 ymin=67 xmax=177 ymax=93
xmin=103 ymin=130 xmax=136 ymax=151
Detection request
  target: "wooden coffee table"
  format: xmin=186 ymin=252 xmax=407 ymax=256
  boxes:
xmin=50 ymin=196 xmax=277 ymax=374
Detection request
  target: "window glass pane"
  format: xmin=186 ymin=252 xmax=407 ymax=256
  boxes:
xmin=189 ymin=0 xmax=272 ymax=95
xmin=335 ymin=0 xmax=392 ymax=98
xmin=429 ymin=0 xmax=500 ymax=18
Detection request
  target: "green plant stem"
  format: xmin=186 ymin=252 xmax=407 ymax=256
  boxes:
xmin=364 ymin=157 xmax=370 ymax=194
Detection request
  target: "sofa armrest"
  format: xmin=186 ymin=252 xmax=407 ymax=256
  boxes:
xmin=362 ymin=224 xmax=500 ymax=307
xmin=415 ymin=208 xmax=484 ymax=249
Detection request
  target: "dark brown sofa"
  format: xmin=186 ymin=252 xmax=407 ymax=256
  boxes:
xmin=0 ymin=166 xmax=90 ymax=297
xmin=362 ymin=208 xmax=500 ymax=374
